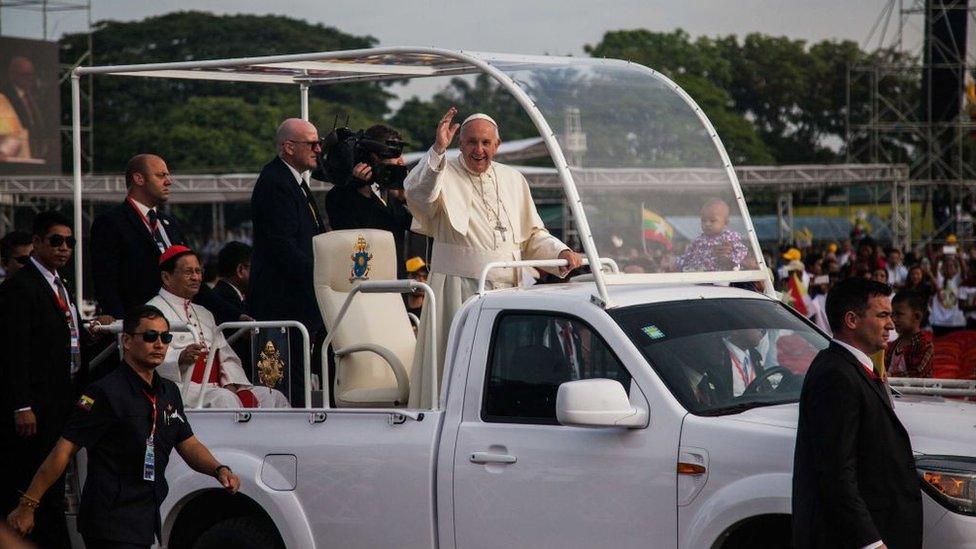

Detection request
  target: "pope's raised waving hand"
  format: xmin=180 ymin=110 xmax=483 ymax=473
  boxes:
xmin=434 ymin=106 xmax=461 ymax=154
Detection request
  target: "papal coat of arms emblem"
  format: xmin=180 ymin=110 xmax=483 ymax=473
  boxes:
xmin=257 ymin=340 xmax=285 ymax=389
xmin=350 ymin=234 xmax=373 ymax=281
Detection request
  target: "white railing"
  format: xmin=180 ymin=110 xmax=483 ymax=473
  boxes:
xmin=889 ymin=377 xmax=976 ymax=397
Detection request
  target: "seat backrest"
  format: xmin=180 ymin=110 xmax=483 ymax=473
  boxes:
xmin=313 ymin=229 xmax=415 ymax=407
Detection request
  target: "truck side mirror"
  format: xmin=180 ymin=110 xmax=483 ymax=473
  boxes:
xmin=556 ymin=379 xmax=648 ymax=428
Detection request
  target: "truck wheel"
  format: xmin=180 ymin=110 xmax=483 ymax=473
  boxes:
xmin=192 ymin=515 xmax=283 ymax=549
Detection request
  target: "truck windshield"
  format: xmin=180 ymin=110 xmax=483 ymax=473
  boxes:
xmin=610 ymin=298 xmax=830 ymax=415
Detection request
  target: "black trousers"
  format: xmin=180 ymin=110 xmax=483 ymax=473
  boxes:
xmin=0 ymin=402 xmax=71 ymax=549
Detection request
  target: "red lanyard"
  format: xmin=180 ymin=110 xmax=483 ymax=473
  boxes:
xmin=127 ymin=197 xmax=157 ymax=233
xmin=141 ymin=390 xmax=158 ymax=442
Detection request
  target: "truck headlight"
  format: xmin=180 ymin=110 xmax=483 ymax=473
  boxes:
xmin=915 ymin=455 xmax=976 ymax=516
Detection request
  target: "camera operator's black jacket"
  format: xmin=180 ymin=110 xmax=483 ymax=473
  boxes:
xmin=325 ymin=184 xmax=413 ymax=279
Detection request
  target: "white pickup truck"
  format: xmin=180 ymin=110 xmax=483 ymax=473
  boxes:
xmin=64 ymin=48 xmax=976 ymax=548
xmin=102 ymin=280 xmax=967 ymax=549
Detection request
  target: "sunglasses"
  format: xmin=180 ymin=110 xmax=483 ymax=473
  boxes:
xmin=47 ymin=235 xmax=76 ymax=249
xmin=129 ymin=330 xmax=174 ymax=344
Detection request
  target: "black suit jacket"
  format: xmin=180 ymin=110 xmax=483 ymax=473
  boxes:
xmin=90 ymin=200 xmax=237 ymax=321
xmin=248 ymin=157 xmax=325 ymax=331
xmin=325 ymin=184 xmax=413 ymax=279
xmin=792 ymin=342 xmax=922 ymax=549
xmin=0 ymin=260 xmax=91 ymax=429
xmin=213 ymin=279 xmax=245 ymax=313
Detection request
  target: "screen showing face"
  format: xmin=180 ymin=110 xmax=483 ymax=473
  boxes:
xmin=0 ymin=37 xmax=62 ymax=175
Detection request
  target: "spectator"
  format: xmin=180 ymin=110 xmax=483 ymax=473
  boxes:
xmin=148 ymin=246 xmax=288 ymax=408
xmin=90 ymin=153 xmax=239 ymax=322
xmin=886 ymin=248 xmax=909 ymax=288
xmin=404 ymin=256 xmax=428 ymax=318
xmin=930 ymin=256 xmax=969 ymax=336
xmin=0 ymin=230 xmax=31 ymax=284
xmin=904 ymin=264 xmax=936 ymax=300
xmin=674 ymin=198 xmax=747 ymax=272
xmin=0 ymin=211 xmax=92 ymax=548
xmin=248 ymin=119 xmax=327 ymax=407
xmin=887 ymin=290 xmax=934 ymax=379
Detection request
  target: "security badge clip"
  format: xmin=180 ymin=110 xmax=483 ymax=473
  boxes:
xmin=143 ymin=437 xmax=155 ymax=482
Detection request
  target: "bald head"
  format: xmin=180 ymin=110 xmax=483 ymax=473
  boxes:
xmin=276 ymin=118 xmax=320 ymax=172
xmin=125 ymin=154 xmax=171 ymax=207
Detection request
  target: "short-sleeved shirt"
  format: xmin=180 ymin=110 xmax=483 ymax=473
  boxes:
xmin=63 ymin=363 xmax=193 ymax=545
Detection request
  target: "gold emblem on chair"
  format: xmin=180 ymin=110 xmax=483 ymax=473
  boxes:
xmin=350 ymin=234 xmax=373 ymax=282
xmin=257 ymin=341 xmax=285 ymax=389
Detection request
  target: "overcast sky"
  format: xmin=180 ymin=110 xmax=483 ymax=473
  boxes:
xmin=0 ymin=1 xmax=939 ymax=105
xmin=1 ymin=1 xmax=905 ymax=53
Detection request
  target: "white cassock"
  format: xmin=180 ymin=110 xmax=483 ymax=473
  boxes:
xmin=404 ymin=148 xmax=569 ymax=368
xmin=149 ymin=289 xmax=289 ymax=409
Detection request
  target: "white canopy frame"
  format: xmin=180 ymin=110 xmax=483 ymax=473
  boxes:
xmin=70 ymin=46 xmax=772 ymax=307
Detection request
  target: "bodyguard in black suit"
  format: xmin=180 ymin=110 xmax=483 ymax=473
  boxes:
xmin=90 ymin=154 xmax=237 ymax=322
xmin=793 ymin=278 xmax=922 ymax=549
xmin=5 ymin=306 xmax=241 ymax=547
xmin=0 ymin=211 xmax=91 ymax=548
xmin=249 ymin=119 xmax=327 ymax=405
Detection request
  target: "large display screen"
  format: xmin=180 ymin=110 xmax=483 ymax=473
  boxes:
xmin=0 ymin=37 xmax=61 ymax=175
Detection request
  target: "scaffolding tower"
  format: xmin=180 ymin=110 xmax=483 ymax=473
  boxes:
xmin=847 ymin=0 xmax=976 ymax=242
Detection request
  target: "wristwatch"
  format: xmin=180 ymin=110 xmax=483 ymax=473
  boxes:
xmin=214 ymin=464 xmax=232 ymax=478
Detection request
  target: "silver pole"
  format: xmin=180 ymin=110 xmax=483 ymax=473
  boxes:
xmin=72 ymin=73 xmax=84 ymax=305
xmin=300 ymin=84 xmax=309 ymax=121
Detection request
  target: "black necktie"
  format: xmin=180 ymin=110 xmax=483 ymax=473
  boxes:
xmin=300 ymin=180 xmax=326 ymax=233
xmin=146 ymin=209 xmax=167 ymax=252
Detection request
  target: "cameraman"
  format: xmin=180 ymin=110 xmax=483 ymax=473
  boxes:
xmin=324 ymin=124 xmax=414 ymax=279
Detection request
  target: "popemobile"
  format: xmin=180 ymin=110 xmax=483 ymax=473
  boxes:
xmin=63 ymin=48 xmax=976 ymax=548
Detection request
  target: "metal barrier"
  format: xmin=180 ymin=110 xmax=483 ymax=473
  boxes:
xmin=210 ymin=321 xmax=311 ymax=410
xmin=889 ymin=377 xmax=976 ymax=397
xmin=477 ymin=257 xmax=620 ymax=295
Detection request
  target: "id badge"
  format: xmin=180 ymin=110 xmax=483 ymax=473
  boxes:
xmin=142 ymin=439 xmax=156 ymax=482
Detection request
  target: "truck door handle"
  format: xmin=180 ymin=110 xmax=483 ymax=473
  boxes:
xmin=470 ymin=452 xmax=517 ymax=464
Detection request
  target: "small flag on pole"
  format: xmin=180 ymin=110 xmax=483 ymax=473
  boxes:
xmin=642 ymin=204 xmax=673 ymax=251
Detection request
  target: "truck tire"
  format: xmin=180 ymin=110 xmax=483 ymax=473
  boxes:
xmin=192 ymin=515 xmax=283 ymax=549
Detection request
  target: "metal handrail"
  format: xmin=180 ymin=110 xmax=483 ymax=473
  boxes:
xmin=477 ymin=257 xmax=620 ymax=296
xmin=320 ymin=280 xmax=438 ymax=410
xmin=888 ymin=377 xmax=976 ymax=397
xmin=209 ymin=320 xmax=311 ymax=410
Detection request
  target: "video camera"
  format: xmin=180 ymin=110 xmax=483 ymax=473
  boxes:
xmin=312 ymin=125 xmax=409 ymax=189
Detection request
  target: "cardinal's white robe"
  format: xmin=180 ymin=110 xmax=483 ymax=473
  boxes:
xmin=149 ymin=289 xmax=289 ymax=409
xmin=404 ymin=148 xmax=569 ymax=378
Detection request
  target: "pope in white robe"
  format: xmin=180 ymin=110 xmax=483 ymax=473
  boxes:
xmin=149 ymin=247 xmax=289 ymax=409
xmin=404 ymin=108 xmax=582 ymax=367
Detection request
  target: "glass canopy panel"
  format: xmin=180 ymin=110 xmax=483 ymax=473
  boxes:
xmin=490 ymin=59 xmax=760 ymax=275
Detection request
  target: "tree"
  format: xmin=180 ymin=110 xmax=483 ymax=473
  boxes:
xmin=59 ymin=11 xmax=391 ymax=173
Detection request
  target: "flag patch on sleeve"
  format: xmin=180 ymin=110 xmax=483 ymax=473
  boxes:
xmin=77 ymin=394 xmax=94 ymax=411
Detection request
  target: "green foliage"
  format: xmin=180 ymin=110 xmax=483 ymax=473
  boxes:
xmin=59 ymin=11 xmax=391 ymax=173
xmin=390 ymin=74 xmax=536 ymax=151
xmin=584 ymin=28 xmax=909 ymax=165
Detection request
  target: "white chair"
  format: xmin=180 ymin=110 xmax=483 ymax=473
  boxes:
xmin=313 ymin=229 xmax=415 ymax=407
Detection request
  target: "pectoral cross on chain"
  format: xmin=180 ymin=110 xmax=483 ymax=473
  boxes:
xmin=495 ymin=221 xmax=508 ymax=242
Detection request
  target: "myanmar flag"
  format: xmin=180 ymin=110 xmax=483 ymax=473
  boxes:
xmin=788 ymin=273 xmax=809 ymax=317
xmin=642 ymin=206 xmax=673 ymax=250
